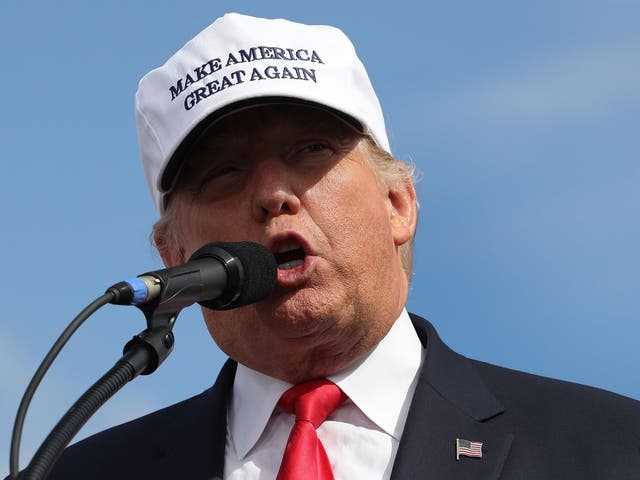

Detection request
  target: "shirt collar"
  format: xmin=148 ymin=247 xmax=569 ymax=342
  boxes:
xmin=329 ymin=309 xmax=423 ymax=439
xmin=227 ymin=308 xmax=424 ymax=459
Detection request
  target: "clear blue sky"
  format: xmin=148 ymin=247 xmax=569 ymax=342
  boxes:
xmin=1 ymin=1 xmax=639 ymax=475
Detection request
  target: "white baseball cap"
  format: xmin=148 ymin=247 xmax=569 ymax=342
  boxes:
xmin=136 ymin=13 xmax=390 ymax=212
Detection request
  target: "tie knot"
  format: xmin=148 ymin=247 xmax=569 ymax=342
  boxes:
xmin=278 ymin=379 xmax=347 ymax=428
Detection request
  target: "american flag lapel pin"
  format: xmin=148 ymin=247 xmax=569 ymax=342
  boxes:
xmin=456 ymin=438 xmax=483 ymax=460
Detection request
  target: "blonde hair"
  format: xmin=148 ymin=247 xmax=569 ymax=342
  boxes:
xmin=153 ymin=135 xmax=418 ymax=280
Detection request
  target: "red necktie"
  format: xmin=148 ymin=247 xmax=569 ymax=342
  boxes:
xmin=276 ymin=379 xmax=347 ymax=480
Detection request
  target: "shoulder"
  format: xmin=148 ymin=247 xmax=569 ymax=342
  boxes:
xmin=46 ymin=360 xmax=236 ymax=480
xmin=67 ymin=385 xmax=212 ymax=450
xmin=408 ymin=312 xmax=640 ymax=474
xmin=472 ymin=359 xmax=640 ymax=476
xmin=473 ymin=357 xmax=640 ymax=431
xmin=410 ymin=311 xmax=639 ymax=416
xmin=47 ymin=389 xmax=211 ymax=479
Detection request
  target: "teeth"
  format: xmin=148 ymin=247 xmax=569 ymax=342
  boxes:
xmin=279 ymin=259 xmax=304 ymax=270
xmin=276 ymin=240 xmax=301 ymax=253
xmin=273 ymin=238 xmax=306 ymax=270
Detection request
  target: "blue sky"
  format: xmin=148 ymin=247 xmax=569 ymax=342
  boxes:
xmin=1 ymin=1 xmax=639 ymax=475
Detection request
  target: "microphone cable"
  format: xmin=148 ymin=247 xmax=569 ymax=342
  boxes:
xmin=9 ymin=292 xmax=115 ymax=479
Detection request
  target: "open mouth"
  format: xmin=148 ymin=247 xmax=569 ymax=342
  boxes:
xmin=273 ymin=240 xmax=306 ymax=270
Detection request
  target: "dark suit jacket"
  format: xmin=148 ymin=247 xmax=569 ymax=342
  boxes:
xmin=42 ymin=314 xmax=640 ymax=479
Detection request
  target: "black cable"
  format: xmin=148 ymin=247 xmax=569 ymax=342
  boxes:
xmin=9 ymin=292 xmax=115 ymax=479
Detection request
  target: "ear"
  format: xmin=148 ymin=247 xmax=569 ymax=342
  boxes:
xmin=154 ymin=227 xmax=186 ymax=268
xmin=388 ymin=178 xmax=417 ymax=247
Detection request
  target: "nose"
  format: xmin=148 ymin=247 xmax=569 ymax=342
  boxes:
xmin=250 ymin=156 xmax=301 ymax=223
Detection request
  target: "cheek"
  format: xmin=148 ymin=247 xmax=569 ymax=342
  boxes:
xmin=310 ymin=165 xmax=393 ymax=246
xmin=177 ymin=200 xmax=247 ymax=256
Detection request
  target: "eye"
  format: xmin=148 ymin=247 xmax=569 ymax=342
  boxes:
xmin=192 ymin=162 xmax=244 ymax=196
xmin=301 ymin=143 xmax=329 ymax=154
xmin=292 ymin=142 xmax=334 ymax=162
xmin=288 ymin=139 xmax=340 ymax=168
xmin=198 ymin=165 xmax=240 ymax=185
xmin=209 ymin=165 xmax=239 ymax=177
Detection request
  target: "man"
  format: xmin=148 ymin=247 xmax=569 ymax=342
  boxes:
xmin=45 ymin=13 xmax=639 ymax=479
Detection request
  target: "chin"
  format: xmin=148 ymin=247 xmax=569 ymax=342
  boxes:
xmin=262 ymin=288 xmax=349 ymax=340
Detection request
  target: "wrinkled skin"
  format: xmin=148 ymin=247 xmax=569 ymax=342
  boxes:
xmin=158 ymin=105 xmax=417 ymax=383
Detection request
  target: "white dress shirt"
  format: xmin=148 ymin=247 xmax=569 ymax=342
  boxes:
xmin=224 ymin=309 xmax=425 ymax=480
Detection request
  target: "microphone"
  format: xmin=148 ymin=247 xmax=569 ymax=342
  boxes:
xmin=108 ymin=242 xmax=277 ymax=311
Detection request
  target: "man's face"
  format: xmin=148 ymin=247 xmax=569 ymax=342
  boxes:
xmin=163 ymin=105 xmax=416 ymax=382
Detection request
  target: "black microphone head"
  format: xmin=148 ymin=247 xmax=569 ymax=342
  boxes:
xmin=191 ymin=241 xmax=277 ymax=310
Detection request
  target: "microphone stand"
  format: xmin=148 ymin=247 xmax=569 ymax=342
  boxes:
xmin=19 ymin=306 xmax=179 ymax=480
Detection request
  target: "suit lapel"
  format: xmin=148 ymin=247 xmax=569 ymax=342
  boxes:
xmin=390 ymin=315 xmax=514 ymax=480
